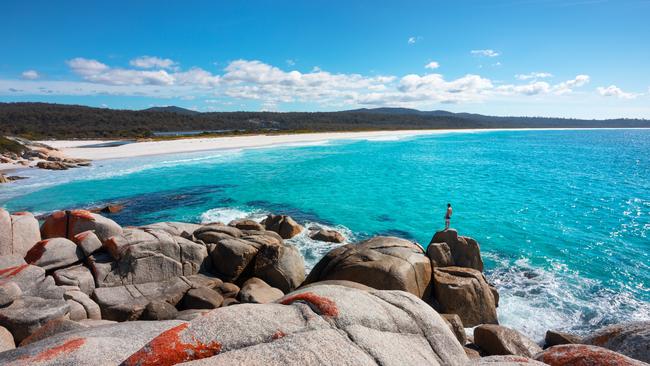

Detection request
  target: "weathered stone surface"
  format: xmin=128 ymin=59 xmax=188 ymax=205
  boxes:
xmin=209 ymin=237 xmax=261 ymax=281
xmin=473 ymin=355 xmax=547 ymax=365
xmin=0 ymin=296 xmax=70 ymax=343
xmin=534 ymin=344 xmax=647 ymax=365
xmin=222 ymin=298 xmax=240 ymax=306
xmin=304 ymin=236 xmax=433 ymax=299
xmin=141 ymin=300 xmax=179 ymax=320
xmin=309 ymin=229 xmax=345 ymax=243
xmin=441 ymin=313 xmax=467 ymax=345
xmin=122 ymin=285 xmax=467 ymax=366
xmin=0 ymin=281 xmax=21 ymax=306
xmin=300 ymin=279 xmax=374 ymax=291
xmin=0 ymin=211 xmax=41 ymax=257
xmin=0 ymin=325 xmax=15 ymax=353
xmin=474 ymin=324 xmax=542 ymax=358
xmin=433 ymin=266 xmax=498 ymax=327
xmin=72 ymin=230 xmax=103 ymax=256
xmin=184 ymin=273 xmax=223 ymax=290
xmin=430 ymin=229 xmax=484 ymax=271
xmin=92 ymin=277 xmax=191 ymax=321
xmin=216 ymin=282 xmax=240 ymax=298
xmin=98 ymin=228 xmax=208 ymax=286
xmin=253 ymin=242 xmax=305 ymax=293
xmin=544 ymin=330 xmax=581 ymax=348
xmin=19 ymin=318 xmax=88 ymax=346
xmin=67 ymin=299 xmax=88 ymax=320
xmin=24 ymin=237 xmax=84 ymax=271
xmin=0 ymin=260 xmax=64 ymax=300
xmin=139 ymin=222 xmax=202 ymax=238
xmin=263 ymin=214 xmax=304 ymax=239
xmin=41 ymin=210 xmax=123 ymax=243
xmin=239 ymin=277 xmax=284 ymax=304
xmin=182 ymin=287 xmax=224 ymax=309
xmin=195 ymin=224 xmax=243 ymax=242
xmin=427 ymin=242 xmax=454 ymax=267
xmin=53 ymin=264 xmax=95 ymax=295
xmin=229 ymin=219 xmax=264 ymax=231
xmin=0 ymin=320 xmax=185 ymax=366
xmin=582 ymin=321 xmax=650 ymax=362
xmin=64 ymin=290 xmax=101 ymax=320
xmin=175 ymin=309 xmax=210 ymax=321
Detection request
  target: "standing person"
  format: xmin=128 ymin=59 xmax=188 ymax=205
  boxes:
xmin=445 ymin=203 xmax=452 ymax=229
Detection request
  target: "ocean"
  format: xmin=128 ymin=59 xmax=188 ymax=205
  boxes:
xmin=1 ymin=129 xmax=649 ymax=341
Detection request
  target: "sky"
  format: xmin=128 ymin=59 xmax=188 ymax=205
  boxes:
xmin=1 ymin=0 xmax=649 ymax=118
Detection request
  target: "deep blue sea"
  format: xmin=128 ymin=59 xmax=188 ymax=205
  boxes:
xmin=2 ymin=129 xmax=649 ymax=341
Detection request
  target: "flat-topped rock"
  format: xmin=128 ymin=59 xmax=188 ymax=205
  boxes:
xmin=0 ymin=296 xmax=70 ymax=343
xmin=41 ymin=210 xmax=123 ymax=242
xmin=303 ymin=236 xmax=433 ymax=299
xmin=24 ymin=237 xmax=84 ymax=271
xmin=238 ymin=277 xmax=284 ymax=304
xmin=429 ymin=229 xmax=483 ymax=271
xmin=0 ymin=320 xmax=185 ymax=366
xmin=122 ymin=284 xmax=468 ymax=366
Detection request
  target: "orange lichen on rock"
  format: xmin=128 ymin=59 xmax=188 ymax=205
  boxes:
xmin=20 ymin=338 xmax=86 ymax=363
xmin=279 ymin=292 xmax=339 ymax=317
xmin=538 ymin=344 xmax=641 ymax=366
xmin=121 ymin=323 xmax=222 ymax=366
xmin=271 ymin=330 xmax=286 ymax=340
xmin=40 ymin=211 xmax=68 ymax=238
xmin=24 ymin=239 xmax=50 ymax=264
xmin=70 ymin=210 xmax=95 ymax=221
xmin=0 ymin=263 xmax=30 ymax=277
xmin=73 ymin=230 xmax=93 ymax=243
xmin=12 ymin=212 xmax=31 ymax=216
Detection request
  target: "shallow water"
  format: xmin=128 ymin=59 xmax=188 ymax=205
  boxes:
xmin=2 ymin=129 xmax=649 ymax=341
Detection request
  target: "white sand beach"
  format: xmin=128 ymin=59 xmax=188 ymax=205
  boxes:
xmin=40 ymin=130 xmax=459 ymax=161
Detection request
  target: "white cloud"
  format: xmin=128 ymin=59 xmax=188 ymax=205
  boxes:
xmin=553 ymin=74 xmax=590 ymax=95
xmin=21 ymin=70 xmax=40 ymax=80
xmin=471 ymin=49 xmax=500 ymax=57
xmin=515 ymin=72 xmax=553 ymax=80
xmin=129 ymin=56 xmax=177 ymax=69
xmin=407 ymin=36 xmax=417 ymax=45
xmin=424 ymin=61 xmax=440 ymax=69
xmin=596 ymin=85 xmax=639 ymax=99
xmin=286 ymin=59 xmax=296 ymax=66
xmin=2 ymin=58 xmax=600 ymax=110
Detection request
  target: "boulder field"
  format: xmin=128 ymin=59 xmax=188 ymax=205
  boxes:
xmin=0 ymin=208 xmax=647 ymax=365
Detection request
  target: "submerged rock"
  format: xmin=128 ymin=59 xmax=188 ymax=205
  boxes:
xmin=303 ymin=236 xmax=433 ymax=299
xmin=309 ymin=228 xmax=345 ymax=243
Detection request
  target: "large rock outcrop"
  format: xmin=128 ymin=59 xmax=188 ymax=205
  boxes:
xmin=429 ymin=229 xmax=483 ymax=271
xmin=41 ymin=210 xmax=123 ymax=243
xmin=303 ymin=236 xmax=432 ymax=299
xmin=262 ymin=214 xmax=304 ymax=239
xmin=582 ymin=321 xmax=650 ymax=363
xmin=0 ymin=320 xmax=185 ymax=365
xmin=534 ymin=344 xmax=648 ymax=365
xmin=0 ymin=210 xmax=41 ymax=257
xmin=432 ymin=266 xmax=498 ymax=327
xmin=122 ymin=284 xmax=468 ymax=366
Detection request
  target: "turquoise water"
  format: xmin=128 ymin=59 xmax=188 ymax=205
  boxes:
xmin=2 ymin=129 xmax=649 ymax=340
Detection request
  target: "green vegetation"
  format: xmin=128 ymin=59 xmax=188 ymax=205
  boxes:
xmin=1 ymin=102 xmax=648 ymax=139
xmin=0 ymin=136 xmax=24 ymax=154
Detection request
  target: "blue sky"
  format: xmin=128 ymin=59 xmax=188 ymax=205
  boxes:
xmin=1 ymin=0 xmax=649 ymax=118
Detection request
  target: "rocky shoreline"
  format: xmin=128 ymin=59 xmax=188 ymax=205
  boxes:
xmin=0 ymin=208 xmax=647 ymax=365
xmin=0 ymin=137 xmax=92 ymax=183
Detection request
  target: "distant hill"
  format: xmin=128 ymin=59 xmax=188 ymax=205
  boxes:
xmin=0 ymin=102 xmax=648 ymax=139
xmin=143 ymin=106 xmax=200 ymax=115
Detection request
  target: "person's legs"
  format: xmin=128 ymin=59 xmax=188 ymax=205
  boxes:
xmin=445 ymin=218 xmax=450 ymax=229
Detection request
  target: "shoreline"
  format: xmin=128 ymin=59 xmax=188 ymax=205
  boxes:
xmin=39 ymin=127 xmax=650 ymax=162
